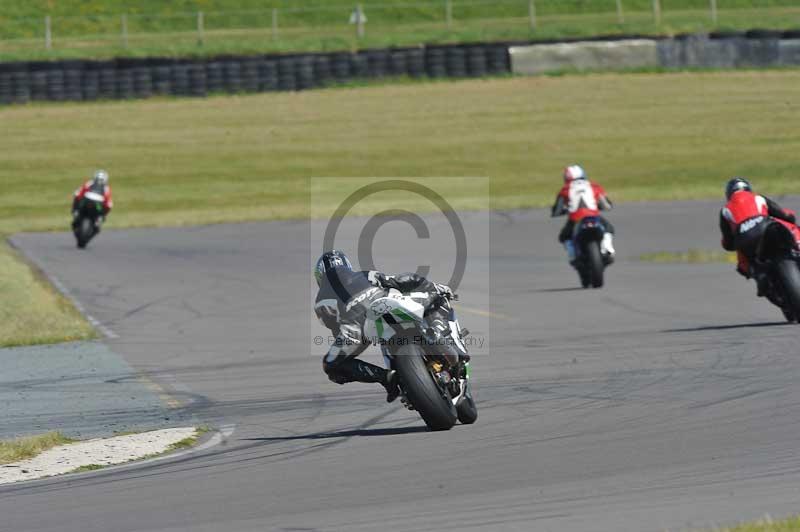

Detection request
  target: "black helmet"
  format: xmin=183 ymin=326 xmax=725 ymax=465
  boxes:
xmin=725 ymin=177 xmax=752 ymax=200
xmin=314 ymin=250 xmax=352 ymax=287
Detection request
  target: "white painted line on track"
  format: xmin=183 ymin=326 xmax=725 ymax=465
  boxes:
xmin=46 ymin=272 xmax=119 ymax=339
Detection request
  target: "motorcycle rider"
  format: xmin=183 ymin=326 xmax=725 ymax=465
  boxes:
xmin=72 ymin=169 xmax=113 ymax=230
xmin=719 ymin=177 xmax=797 ymax=295
xmin=314 ymin=250 xmax=465 ymax=403
xmin=551 ymin=165 xmax=615 ymax=265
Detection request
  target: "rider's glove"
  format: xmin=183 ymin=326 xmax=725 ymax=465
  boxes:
xmin=434 ymin=283 xmax=454 ymax=300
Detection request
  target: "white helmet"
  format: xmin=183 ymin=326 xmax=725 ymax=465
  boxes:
xmin=563 ymin=165 xmax=587 ymax=183
xmin=93 ymin=169 xmax=109 ymax=186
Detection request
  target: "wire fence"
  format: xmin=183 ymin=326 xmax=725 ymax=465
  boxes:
xmin=1 ymin=0 xmax=798 ymax=56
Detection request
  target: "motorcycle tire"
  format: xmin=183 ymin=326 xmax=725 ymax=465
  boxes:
xmin=578 ymin=267 xmax=591 ymax=289
xmin=76 ymin=217 xmax=92 ymax=249
xmin=456 ymin=394 xmax=478 ymax=425
xmin=588 ymin=241 xmax=604 ymax=288
xmin=776 ymin=259 xmax=800 ymax=320
xmin=395 ymin=345 xmax=457 ymax=431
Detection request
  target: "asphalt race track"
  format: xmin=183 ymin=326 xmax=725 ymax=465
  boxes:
xmin=4 ymin=199 xmax=800 ymax=532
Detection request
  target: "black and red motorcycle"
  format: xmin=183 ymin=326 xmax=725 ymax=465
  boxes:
xmin=72 ymin=191 xmax=105 ymax=249
xmin=750 ymin=217 xmax=800 ymax=322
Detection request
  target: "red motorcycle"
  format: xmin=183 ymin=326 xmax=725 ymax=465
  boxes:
xmin=753 ymin=217 xmax=800 ymax=322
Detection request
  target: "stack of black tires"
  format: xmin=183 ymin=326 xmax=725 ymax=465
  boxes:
xmin=0 ymin=43 xmax=511 ymax=105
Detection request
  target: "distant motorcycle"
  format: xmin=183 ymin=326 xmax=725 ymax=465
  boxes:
xmin=573 ymin=216 xmax=613 ymax=289
xmin=750 ymin=217 xmax=800 ymax=322
xmin=364 ymin=289 xmax=476 ymax=431
xmin=72 ymin=191 xmax=105 ymax=249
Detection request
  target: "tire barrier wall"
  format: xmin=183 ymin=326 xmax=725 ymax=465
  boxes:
xmin=0 ymin=43 xmax=510 ymax=105
xmin=510 ymin=31 xmax=800 ymax=75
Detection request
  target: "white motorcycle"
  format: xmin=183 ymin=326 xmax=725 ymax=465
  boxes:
xmin=364 ymin=289 xmax=476 ymax=431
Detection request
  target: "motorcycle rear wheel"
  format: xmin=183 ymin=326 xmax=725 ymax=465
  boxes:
xmin=587 ymin=241 xmax=604 ymax=288
xmin=395 ymin=345 xmax=457 ymax=431
xmin=776 ymin=259 xmax=800 ymax=320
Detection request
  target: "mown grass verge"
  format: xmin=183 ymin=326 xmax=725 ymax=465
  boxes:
xmin=639 ymin=249 xmax=738 ymax=263
xmin=712 ymin=515 xmax=800 ymax=531
xmin=0 ymin=240 xmax=95 ymax=348
xmin=0 ymin=432 xmax=74 ymax=465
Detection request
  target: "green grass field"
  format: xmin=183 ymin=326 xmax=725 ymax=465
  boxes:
xmin=716 ymin=515 xmax=800 ymax=531
xmin=0 ymin=0 xmax=799 ymax=60
xmin=1 ymin=70 xmax=798 ymax=346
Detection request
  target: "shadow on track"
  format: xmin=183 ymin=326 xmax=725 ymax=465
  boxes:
xmin=532 ymin=287 xmax=586 ymax=293
xmin=663 ymin=321 xmax=790 ymax=333
xmin=242 ymin=426 xmax=429 ymax=443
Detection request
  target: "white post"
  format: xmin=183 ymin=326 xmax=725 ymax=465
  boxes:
xmin=357 ymin=4 xmax=365 ymax=38
xmin=528 ymin=0 xmax=537 ymax=29
xmin=445 ymin=0 xmax=452 ymax=29
xmin=197 ymin=11 xmax=204 ymax=45
xmin=121 ymin=14 xmax=129 ymax=48
xmin=710 ymin=0 xmax=718 ymax=24
xmin=272 ymin=8 xmax=278 ymax=40
xmin=616 ymin=0 xmax=625 ymax=24
xmin=652 ymin=0 xmax=661 ymax=26
xmin=45 ymin=15 xmax=52 ymax=50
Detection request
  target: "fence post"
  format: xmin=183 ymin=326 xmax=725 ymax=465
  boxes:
xmin=528 ymin=0 xmax=537 ymax=29
xmin=616 ymin=0 xmax=625 ymax=24
xmin=272 ymin=8 xmax=278 ymax=40
xmin=710 ymin=0 xmax=718 ymax=24
xmin=357 ymin=4 xmax=366 ymax=38
xmin=44 ymin=15 xmax=52 ymax=50
xmin=445 ymin=0 xmax=452 ymax=29
xmin=121 ymin=14 xmax=129 ymax=48
xmin=652 ymin=0 xmax=661 ymax=26
xmin=197 ymin=11 xmax=204 ymax=45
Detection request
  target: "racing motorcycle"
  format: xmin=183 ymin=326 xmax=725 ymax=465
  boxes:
xmin=72 ymin=191 xmax=105 ymax=249
xmin=750 ymin=217 xmax=800 ymax=322
xmin=573 ymin=216 xmax=613 ymax=289
xmin=364 ymin=289 xmax=476 ymax=431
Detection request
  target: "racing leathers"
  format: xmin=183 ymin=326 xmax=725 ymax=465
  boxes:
xmin=551 ymin=179 xmax=615 ymax=263
xmin=720 ymin=190 xmax=797 ymax=279
xmin=314 ymin=270 xmax=464 ymax=400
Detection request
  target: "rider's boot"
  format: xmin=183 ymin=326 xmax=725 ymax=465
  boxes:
xmin=383 ymin=369 xmax=400 ymax=403
xmin=754 ymin=272 xmax=769 ymax=297
xmin=601 ymin=233 xmax=616 ymax=263
xmin=564 ymin=240 xmax=577 ymax=266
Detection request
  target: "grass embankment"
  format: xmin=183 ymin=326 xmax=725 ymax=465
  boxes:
xmin=0 ymin=432 xmax=73 ymax=464
xmin=0 ymin=0 xmax=799 ymax=60
xmin=1 ymin=71 xmax=798 ymax=346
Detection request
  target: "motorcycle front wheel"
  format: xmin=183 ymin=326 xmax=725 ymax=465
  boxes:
xmin=76 ymin=217 xmax=92 ymax=249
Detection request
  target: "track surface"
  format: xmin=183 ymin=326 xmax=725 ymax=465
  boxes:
xmin=4 ymin=200 xmax=800 ymax=532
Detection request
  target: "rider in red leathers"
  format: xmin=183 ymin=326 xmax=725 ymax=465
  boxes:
xmin=551 ymin=165 xmax=615 ymax=264
xmin=72 ymin=170 xmax=113 ymax=229
xmin=720 ymin=177 xmax=797 ymax=294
